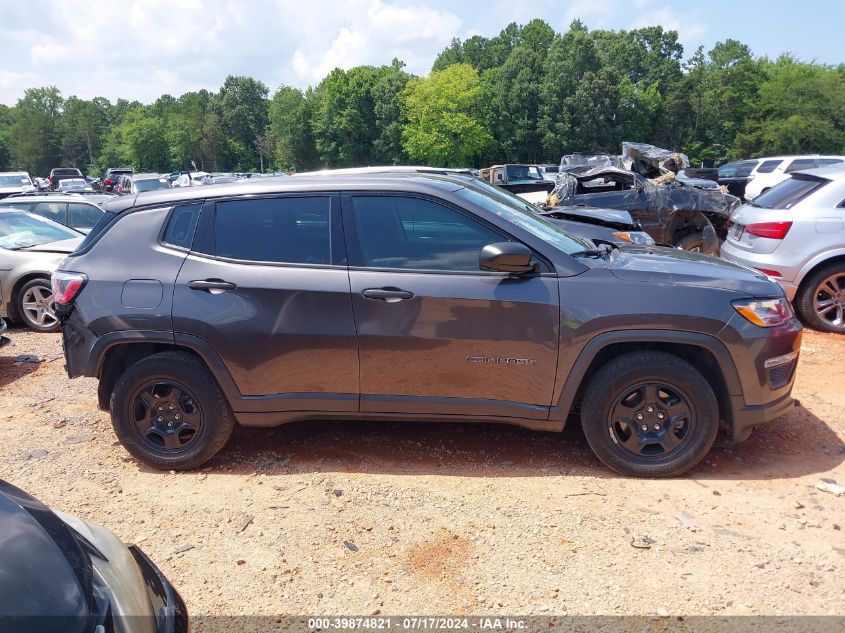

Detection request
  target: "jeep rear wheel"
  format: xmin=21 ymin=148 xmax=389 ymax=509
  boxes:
xmin=580 ymin=351 xmax=719 ymax=477
xmin=110 ymin=351 xmax=234 ymax=470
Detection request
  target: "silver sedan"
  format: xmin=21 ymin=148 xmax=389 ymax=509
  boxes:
xmin=0 ymin=209 xmax=83 ymax=332
xmin=720 ymin=165 xmax=845 ymax=333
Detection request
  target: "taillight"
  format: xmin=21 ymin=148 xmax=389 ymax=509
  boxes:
xmin=51 ymin=271 xmax=88 ymax=305
xmin=745 ymin=221 xmax=792 ymax=240
xmin=104 ymin=179 xmax=113 ymax=185
xmin=49 ymin=176 xmax=54 ymax=184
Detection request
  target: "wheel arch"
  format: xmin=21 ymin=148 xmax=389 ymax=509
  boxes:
xmin=552 ymin=330 xmax=742 ymax=432
xmin=8 ymin=272 xmax=53 ymax=321
xmin=94 ymin=333 xmax=241 ymax=411
xmin=794 ymin=251 xmax=845 ymax=294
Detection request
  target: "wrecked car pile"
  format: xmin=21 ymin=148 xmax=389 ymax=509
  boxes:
xmin=542 ymin=143 xmax=741 ymax=255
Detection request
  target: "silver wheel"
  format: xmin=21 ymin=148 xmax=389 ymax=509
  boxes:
xmin=813 ymin=273 xmax=845 ymax=330
xmin=21 ymin=284 xmax=58 ymax=330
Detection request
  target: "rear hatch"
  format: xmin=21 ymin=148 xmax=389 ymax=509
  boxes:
xmin=726 ymin=174 xmax=827 ymax=255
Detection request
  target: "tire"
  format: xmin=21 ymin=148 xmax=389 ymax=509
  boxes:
xmin=795 ymin=263 xmax=845 ymax=333
xmin=110 ymin=351 xmax=235 ymax=470
xmin=675 ymin=233 xmax=705 ymax=253
xmin=580 ymin=351 xmax=719 ymax=477
xmin=16 ymin=278 xmax=60 ymax=332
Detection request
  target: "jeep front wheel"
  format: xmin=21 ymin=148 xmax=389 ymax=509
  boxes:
xmin=580 ymin=351 xmax=719 ymax=477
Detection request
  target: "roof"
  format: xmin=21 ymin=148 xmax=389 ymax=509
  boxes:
xmin=791 ymin=165 xmax=845 ymax=180
xmin=101 ymin=172 xmax=469 ymax=214
xmin=754 ymin=154 xmax=845 ymax=161
xmin=0 ymin=193 xmax=110 ymax=205
xmin=132 ymin=173 xmax=165 ymax=180
xmin=0 ymin=171 xmax=31 ymax=176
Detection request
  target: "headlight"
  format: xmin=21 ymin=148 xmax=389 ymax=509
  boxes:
xmin=612 ymin=231 xmax=655 ymax=245
xmin=732 ymin=298 xmax=793 ymax=327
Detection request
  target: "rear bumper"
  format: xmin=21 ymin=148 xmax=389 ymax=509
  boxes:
xmin=719 ymin=245 xmax=800 ymax=300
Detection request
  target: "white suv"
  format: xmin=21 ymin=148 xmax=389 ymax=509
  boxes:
xmin=721 ymin=165 xmax=845 ymax=333
xmin=744 ymin=155 xmax=844 ymax=200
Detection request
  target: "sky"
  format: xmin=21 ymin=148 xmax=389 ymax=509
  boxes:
xmin=1 ymin=0 xmax=843 ymax=106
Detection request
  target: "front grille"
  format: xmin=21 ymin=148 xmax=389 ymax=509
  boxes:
xmin=768 ymin=359 xmax=797 ymax=389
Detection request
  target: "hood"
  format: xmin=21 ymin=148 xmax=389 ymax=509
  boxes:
xmin=605 ymin=245 xmax=783 ymax=296
xmin=21 ymin=237 xmax=83 ymax=254
xmin=0 ymin=482 xmax=90 ymax=632
xmin=547 ymin=206 xmax=637 ymax=229
xmin=0 ymin=186 xmax=35 ymax=196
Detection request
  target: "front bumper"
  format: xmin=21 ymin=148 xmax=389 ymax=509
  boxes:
xmin=729 ymin=391 xmax=797 ymax=442
xmin=129 ymin=545 xmax=189 ymax=633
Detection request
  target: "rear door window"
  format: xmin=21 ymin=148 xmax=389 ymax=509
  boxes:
xmin=67 ymin=203 xmax=103 ymax=231
xmin=33 ymin=201 xmax=68 ymax=225
xmin=755 ymin=160 xmax=782 ymax=174
xmin=784 ymin=158 xmax=817 ymax=173
xmin=211 ymin=196 xmax=331 ymax=265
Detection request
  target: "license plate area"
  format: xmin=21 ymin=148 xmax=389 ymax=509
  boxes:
xmin=730 ymin=223 xmax=744 ymax=240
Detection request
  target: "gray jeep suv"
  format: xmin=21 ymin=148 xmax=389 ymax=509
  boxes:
xmin=55 ymin=174 xmax=802 ymax=477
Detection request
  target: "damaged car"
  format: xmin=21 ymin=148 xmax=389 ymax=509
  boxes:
xmin=479 ymin=164 xmax=556 ymax=196
xmin=545 ymin=143 xmax=741 ymax=254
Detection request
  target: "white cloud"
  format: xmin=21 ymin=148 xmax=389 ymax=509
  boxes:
xmin=288 ymin=0 xmax=462 ymax=84
xmin=631 ymin=7 xmax=707 ymax=47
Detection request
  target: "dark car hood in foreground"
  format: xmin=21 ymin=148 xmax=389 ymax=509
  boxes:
xmin=605 ymin=245 xmax=782 ymax=296
xmin=0 ymin=481 xmax=90 ymax=632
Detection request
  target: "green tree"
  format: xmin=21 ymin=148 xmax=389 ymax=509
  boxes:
xmin=268 ymin=85 xmax=318 ymax=170
xmin=215 ymin=75 xmax=269 ymax=169
xmin=9 ymin=87 xmax=63 ymax=175
xmin=401 ymin=64 xmax=492 ymax=166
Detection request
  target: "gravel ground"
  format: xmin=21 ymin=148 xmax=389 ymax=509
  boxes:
xmin=1 ymin=326 xmax=843 ymax=622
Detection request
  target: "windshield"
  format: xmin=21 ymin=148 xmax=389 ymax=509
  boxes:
xmin=751 ymin=176 xmax=825 ymax=209
xmin=0 ymin=174 xmax=31 ymax=187
xmin=505 ymin=165 xmax=544 ymax=181
xmin=454 ymin=182 xmax=592 ymax=255
xmin=0 ymin=211 xmax=80 ymax=249
xmin=718 ymin=161 xmax=756 ymax=178
xmin=135 ymin=178 xmax=171 ymax=192
xmin=60 ymin=179 xmax=87 ymax=188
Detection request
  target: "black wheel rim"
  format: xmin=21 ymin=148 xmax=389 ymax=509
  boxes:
xmin=608 ymin=381 xmax=695 ymax=460
xmin=130 ymin=380 xmax=203 ymax=453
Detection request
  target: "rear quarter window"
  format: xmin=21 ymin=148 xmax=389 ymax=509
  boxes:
xmin=755 ymin=160 xmax=782 ymax=174
xmin=784 ymin=158 xmax=818 ymax=173
xmin=162 ymin=204 xmax=202 ymax=249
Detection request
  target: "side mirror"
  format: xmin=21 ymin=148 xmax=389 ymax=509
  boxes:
xmin=479 ymin=242 xmax=536 ymax=274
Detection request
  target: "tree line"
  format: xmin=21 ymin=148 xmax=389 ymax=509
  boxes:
xmin=1 ymin=19 xmax=843 ymax=177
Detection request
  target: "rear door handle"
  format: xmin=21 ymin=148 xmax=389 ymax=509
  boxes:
xmin=187 ymin=279 xmax=237 ymax=293
xmin=361 ymin=287 xmax=414 ymax=302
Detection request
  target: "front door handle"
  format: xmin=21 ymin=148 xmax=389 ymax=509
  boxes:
xmin=187 ymin=279 xmax=237 ymax=294
xmin=361 ymin=287 xmax=414 ymax=302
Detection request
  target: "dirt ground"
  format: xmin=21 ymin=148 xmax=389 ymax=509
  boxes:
xmin=0 ymin=326 xmax=843 ymax=621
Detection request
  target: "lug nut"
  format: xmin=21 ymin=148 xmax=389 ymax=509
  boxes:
xmin=157 ymin=416 xmax=164 ymax=422
xmin=646 ymin=405 xmax=654 ymax=413
xmin=167 ymin=421 xmax=174 ymax=427
xmin=640 ymin=424 xmax=648 ymax=432
xmin=175 ymin=414 xmax=182 ymax=421
xmin=636 ymin=413 xmax=644 ymax=420
xmin=168 ymin=403 xmax=176 ymax=410
xmin=157 ymin=405 xmax=164 ymax=412
xmin=657 ymin=412 xmax=665 ymax=419
xmin=653 ymin=424 xmax=661 ymax=431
